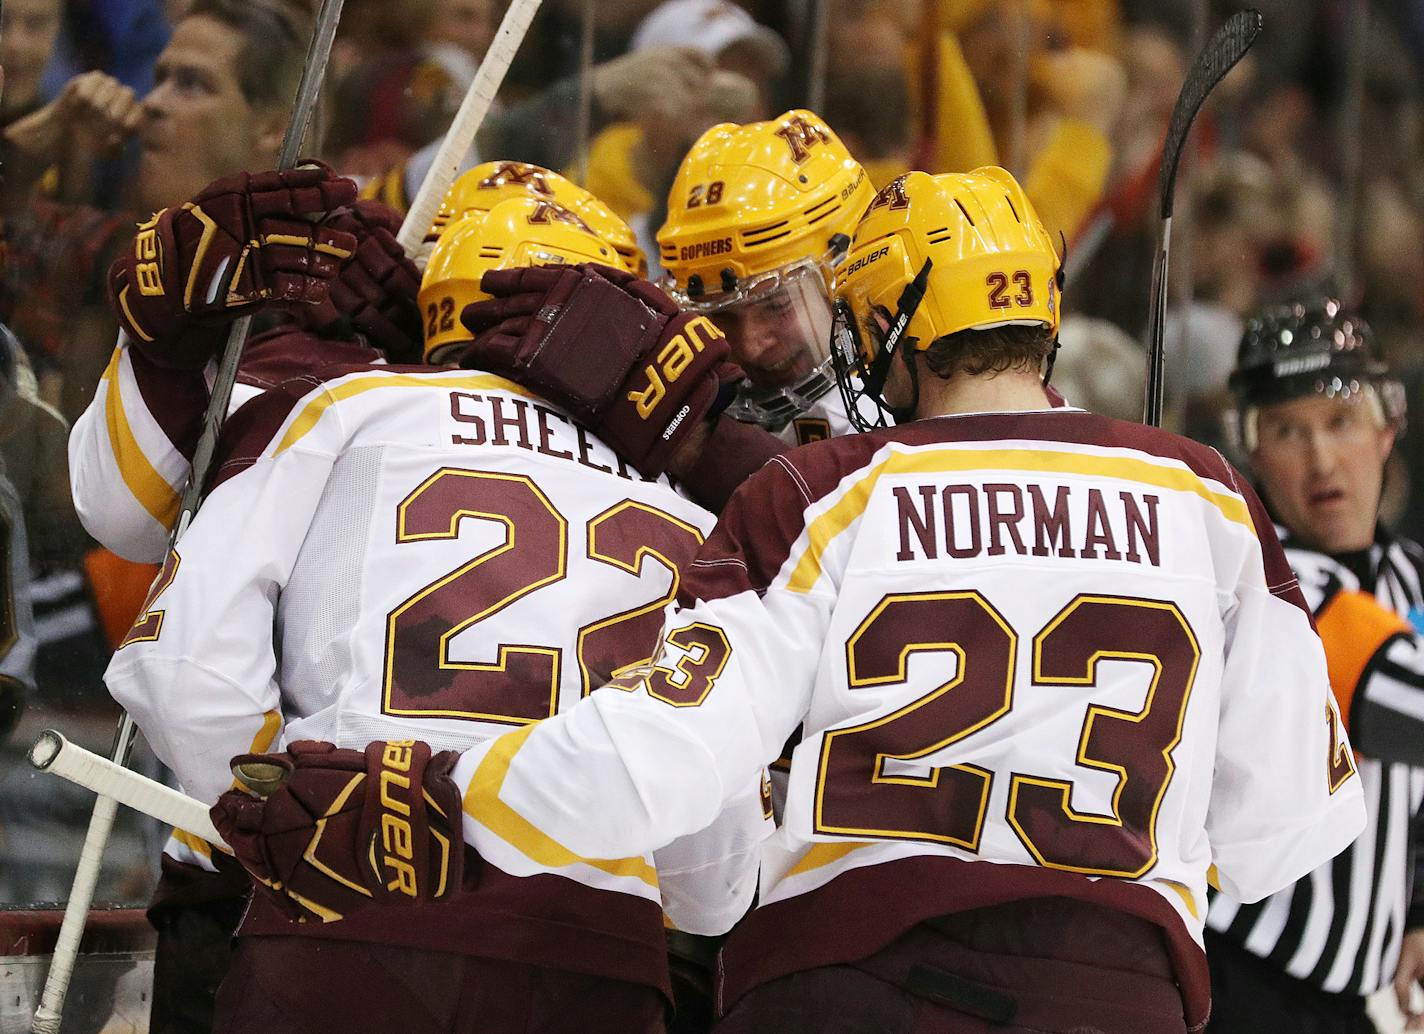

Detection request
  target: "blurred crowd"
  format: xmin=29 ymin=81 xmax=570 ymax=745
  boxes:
xmin=2 ymin=0 xmax=1424 ymax=905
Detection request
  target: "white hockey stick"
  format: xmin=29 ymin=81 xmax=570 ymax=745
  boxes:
xmin=29 ymin=731 xmax=223 ymax=846
xmin=396 ymin=0 xmax=545 ymax=253
xmin=33 ymin=4 xmax=346 ymax=1029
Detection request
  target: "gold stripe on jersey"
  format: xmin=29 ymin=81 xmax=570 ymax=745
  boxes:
xmin=102 ymin=350 xmax=181 ymax=526
xmin=274 ymin=372 xmax=540 ymax=457
xmin=786 ymin=447 xmax=1255 ymax=594
xmin=251 ymin=709 xmax=282 ymax=754
xmin=171 ymin=827 xmax=213 ymax=860
xmin=784 ymin=841 xmax=870 ymax=877
xmin=466 ymin=724 xmax=660 ymax=887
xmin=1161 ymin=878 xmax=1199 ymax=919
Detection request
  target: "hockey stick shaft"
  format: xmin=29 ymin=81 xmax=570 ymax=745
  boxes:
xmin=396 ymin=0 xmax=545 ymax=253
xmin=33 ymin=5 xmax=345 ymax=1031
xmin=1142 ymin=8 xmax=1261 ymax=427
xmin=30 ymin=731 xmax=224 ymax=846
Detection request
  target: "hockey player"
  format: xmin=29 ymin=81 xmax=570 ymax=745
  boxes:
xmin=105 ymin=219 xmax=762 ymax=1030
xmin=67 ymin=162 xmax=421 ymax=1034
xmin=656 ymin=109 xmax=876 ymax=447
xmin=1205 ymin=301 xmax=1424 ymax=1033
xmin=211 ymin=169 xmax=1366 ymax=1033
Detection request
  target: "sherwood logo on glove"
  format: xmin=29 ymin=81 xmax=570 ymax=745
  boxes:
xmin=377 ymin=739 xmax=420 ymax=897
xmin=627 ymin=315 xmax=725 ymax=420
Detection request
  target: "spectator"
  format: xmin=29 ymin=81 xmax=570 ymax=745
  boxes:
xmin=630 ymin=0 xmax=790 ymax=115
xmin=3 ymin=0 xmax=313 ymax=424
xmin=577 ymin=67 xmax=759 ymax=233
xmin=327 ymin=0 xmax=500 ymax=176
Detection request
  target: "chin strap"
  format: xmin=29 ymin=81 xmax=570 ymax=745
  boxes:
xmin=891 ymin=341 xmax=920 ymax=424
xmin=863 ymin=257 xmax=934 ymax=401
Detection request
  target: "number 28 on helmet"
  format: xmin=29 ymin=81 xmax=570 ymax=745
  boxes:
xmin=832 ymin=169 xmax=1062 ymax=430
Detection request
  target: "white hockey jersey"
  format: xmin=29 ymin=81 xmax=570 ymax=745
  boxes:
xmin=68 ymin=328 xmax=383 ymax=563
xmin=106 ymin=364 xmax=768 ymax=987
xmin=454 ymin=407 xmax=1367 ymax=1027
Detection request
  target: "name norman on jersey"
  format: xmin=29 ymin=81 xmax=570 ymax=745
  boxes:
xmin=894 ymin=480 xmax=1161 ymax=566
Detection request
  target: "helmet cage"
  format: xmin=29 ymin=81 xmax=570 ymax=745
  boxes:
xmin=832 ymin=258 xmax=934 ymax=433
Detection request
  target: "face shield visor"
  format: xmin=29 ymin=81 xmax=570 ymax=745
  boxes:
xmin=679 ymin=258 xmax=837 ymax=429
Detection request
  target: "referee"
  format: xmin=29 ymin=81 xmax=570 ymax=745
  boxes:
xmin=1207 ymin=300 xmax=1424 ymax=1033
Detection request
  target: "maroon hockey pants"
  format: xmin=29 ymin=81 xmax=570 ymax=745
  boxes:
xmin=212 ymin=936 xmax=666 ymax=1034
xmin=715 ymin=897 xmax=1190 ymax=1034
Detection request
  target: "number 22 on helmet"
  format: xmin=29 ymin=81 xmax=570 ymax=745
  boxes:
xmin=418 ymin=196 xmax=629 ymax=364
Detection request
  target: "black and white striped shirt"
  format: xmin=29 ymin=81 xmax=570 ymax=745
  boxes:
xmin=1205 ymin=527 xmax=1424 ymax=996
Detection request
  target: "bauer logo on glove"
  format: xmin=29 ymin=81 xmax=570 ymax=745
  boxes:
xmin=210 ymin=739 xmax=465 ymax=923
xmin=627 ymin=314 xmax=725 ymax=420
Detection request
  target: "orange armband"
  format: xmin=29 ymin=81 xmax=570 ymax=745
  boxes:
xmin=1315 ymin=589 xmax=1413 ymax=727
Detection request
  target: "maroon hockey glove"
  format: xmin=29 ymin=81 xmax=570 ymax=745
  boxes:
xmin=108 ymin=164 xmax=357 ymax=369
xmin=299 ymin=199 xmax=424 ymax=364
xmin=210 ymin=739 xmax=464 ymax=923
xmin=459 ymin=263 xmax=743 ymax=477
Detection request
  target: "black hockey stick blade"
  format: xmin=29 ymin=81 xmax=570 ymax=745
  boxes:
xmin=1157 ymin=9 xmax=1262 ymax=221
xmin=1143 ymin=9 xmax=1262 ymax=427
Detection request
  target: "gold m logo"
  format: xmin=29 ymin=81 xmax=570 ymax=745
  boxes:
xmin=526 ymin=200 xmax=593 ymax=232
xmin=775 ymin=116 xmax=831 ymax=164
xmin=479 ymin=161 xmax=556 ymax=197
xmin=868 ymin=176 xmax=911 ymax=213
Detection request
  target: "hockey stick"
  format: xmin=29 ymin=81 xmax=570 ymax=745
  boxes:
xmin=396 ymin=0 xmax=545 ymax=254
xmin=1141 ymin=9 xmax=1262 ymax=428
xmin=32 ymin=4 xmax=346 ymax=1030
xmin=30 ymin=731 xmax=224 ymax=847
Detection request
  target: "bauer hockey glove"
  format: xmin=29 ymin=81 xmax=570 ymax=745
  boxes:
xmin=108 ymin=164 xmax=356 ymax=369
xmin=459 ymin=262 xmax=743 ymax=477
xmin=299 ymin=199 xmax=424 ymax=364
xmin=210 ymin=739 xmax=465 ymax=923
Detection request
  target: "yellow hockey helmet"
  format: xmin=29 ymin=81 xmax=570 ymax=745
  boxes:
xmin=832 ymin=169 xmax=1062 ymax=429
xmin=657 ymin=110 xmax=875 ymax=428
xmin=418 ymin=196 xmax=628 ymax=363
xmin=658 ymin=109 xmax=873 ymax=302
xmin=425 ymin=161 xmax=647 ymax=275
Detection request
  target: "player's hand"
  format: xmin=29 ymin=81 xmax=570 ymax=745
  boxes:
xmin=459 ymin=263 xmax=744 ymax=477
xmin=210 ymin=739 xmax=465 ymax=923
xmin=297 ymin=199 xmax=424 ymax=363
xmin=1394 ymin=929 xmax=1424 ymax=1029
xmin=107 ymin=164 xmax=357 ymax=369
